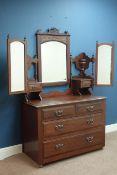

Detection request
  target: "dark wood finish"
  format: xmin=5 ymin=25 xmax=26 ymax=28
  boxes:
xmin=72 ymin=53 xmax=94 ymax=78
xmin=76 ymin=100 xmax=104 ymax=115
xmin=26 ymin=55 xmax=42 ymax=93
xmin=27 ymin=81 xmax=42 ymax=93
xmin=43 ymin=127 xmax=104 ymax=158
xmin=71 ymin=77 xmax=93 ymax=95
xmin=40 ymin=89 xmax=72 ymax=98
xmin=72 ymin=77 xmax=92 ymax=88
xmin=71 ymin=53 xmax=95 ymax=95
xmin=27 ymin=94 xmax=105 ymax=108
xmin=23 ymin=95 xmax=106 ymax=166
xmin=42 ymin=105 xmax=75 ymax=121
xmin=22 ymin=105 xmax=40 ymax=164
xmin=43 ymin=113 xmax=104 ymax=137
xmin=36 ymin=28 xmax=70 ymax=87
xmin=44 ymin=144 xmax=104 ymax=164
xmin=95 ymin=41 xmax=114 ymax=86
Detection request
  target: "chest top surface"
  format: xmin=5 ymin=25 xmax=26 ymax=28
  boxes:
xmin=26 ymin=95 xmax=106 ymax=108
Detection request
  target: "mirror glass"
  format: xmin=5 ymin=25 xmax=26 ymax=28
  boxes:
xmin=41 ymin=41 xmax=67 ymax=83
xmin=36 ymin=28 xmax=70 ymax=86
xmin=10 ymin=41 xmax=25 ymax=92
xmin=96 ymin=43 xmax=114 ymax=86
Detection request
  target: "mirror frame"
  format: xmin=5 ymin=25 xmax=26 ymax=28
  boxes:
xmin=7 ymin=37 xmax=27 ymax=95
xmin=36 ymin=28 xmax=70 ymax=86
xmin=95 ymin=41 xmax=114 ymax=86
xmin=26 ymin=55 xmax=42 ymax=93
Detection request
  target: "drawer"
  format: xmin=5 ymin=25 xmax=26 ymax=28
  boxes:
xmin=28 ymin=82 xmax=42 ymax=92
xmin=72 ymin=78 xmax=92 ymax=88
xmin=42 ymin=105 xmax=75 ymax=121
xmin=76 ymin=100 xmax=105 ymax=115
xmin=43 ymin=128 xmax=105 ymax=158
xmin=43 ymin=113 xmax=104 ymax=137
xmin=81 ymin=79 xmax=92 ymax=88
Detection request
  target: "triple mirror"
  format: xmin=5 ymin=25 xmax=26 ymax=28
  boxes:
xmin=7 ymin=30 xmax=114 ymax=96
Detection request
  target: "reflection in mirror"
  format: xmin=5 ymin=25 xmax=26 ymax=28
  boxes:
xmin=7 ymin=38 xmax=27 ymax=94
xmin=10 ymin=41 xmax=25 ymax=92
xmin=96 ymin=42 xmax=114 ymax=86
xmin=36 ymin=28 xmax=70 ymax=86
xmin=41 ymin=41 xmax=67 ymax=83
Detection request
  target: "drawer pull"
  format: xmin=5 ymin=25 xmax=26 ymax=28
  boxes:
xmin=86 ymin=105 xmax=94 ymax=112
xmin=55 ymin=143 xmax=64 ymax=149
xmin=32 ymin=85 xmax=36 ymax=89
xmin=87 ymin=118 xmax=94 ymax=125
xmin=86 ymin=136 xmax=94 ymax=143
xmin=55 ymin=110 xmax=63 ymax=117
xmin=55 ymin=124 xmax=64 ymax=130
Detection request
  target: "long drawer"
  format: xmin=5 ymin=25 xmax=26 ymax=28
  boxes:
xmin=43 ymin=128 xmax=105 ymax=158
xmin=43 ymin=113 xmax=104 ymax=137
xmin=42 ymin=105 xmax=75 ymax=121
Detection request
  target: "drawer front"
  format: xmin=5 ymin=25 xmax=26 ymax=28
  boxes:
xmin=76 ymin=100 xmax=105 ymax=115
xmin=42 ymin=105 xmax=75 ymax=121
xmin=43 ymin=113 xmax=104 ymax=137
xmin=81 ymin=80 xmax=92 ymax=88
xmin=28 ymin=83 xmax=42 ymax=92
xmin=43 ymin=128 xmax=105 ymax=158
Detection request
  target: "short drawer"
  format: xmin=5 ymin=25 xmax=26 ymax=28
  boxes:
xmin=81 ymin=79 xmax=92 ymax=88
xmin=42 ymin=105 xmax=75 ymax=121
xmin=43 ymin=113 xmax=104 ymax=137
xmin=76 ymin=100 xmax=105 ymax=115
xmin=43 ymin=128 xmax=105 ymax=158
xmin=28 ymin=83 xmax=42 ymax=92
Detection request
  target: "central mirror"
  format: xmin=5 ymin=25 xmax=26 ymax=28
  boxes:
xmin=36 ymin=28 xmax=70 ymax=86
xmin=41 ymin=41 xmax=67 ymax=83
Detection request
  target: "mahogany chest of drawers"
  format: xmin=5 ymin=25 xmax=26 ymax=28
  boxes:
xmin=22 ymin=95 xmax=106 ymax=166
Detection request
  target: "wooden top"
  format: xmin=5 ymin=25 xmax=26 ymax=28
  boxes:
xmin=26 ymin=95 xmax=106 ymax=108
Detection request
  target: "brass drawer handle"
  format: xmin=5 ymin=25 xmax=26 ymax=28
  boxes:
xmin=55 ymin=110 xmax=63 ymax=117
xmin=86 ymin=105 xmax=94 ymax=112
xmin=55 ymin=143 xmax=64 ymax=149
xmin=86 ymin=136 xmax=94 ymax=143
xmin=31 ymin=85 xmax=37 ymax=90
xmin=55 ymin=124 xmax=64 ymax=130
xmin=87 ymin=118 xmax=94 ymax=125
xmin=32 ymin=86 xmax=35 ymax=89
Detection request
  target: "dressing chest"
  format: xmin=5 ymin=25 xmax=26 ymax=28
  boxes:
xmin=7 ymin=28 xmax=107 ymax=167
xmin=23 ymin=94 xmax=106 ymax=166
